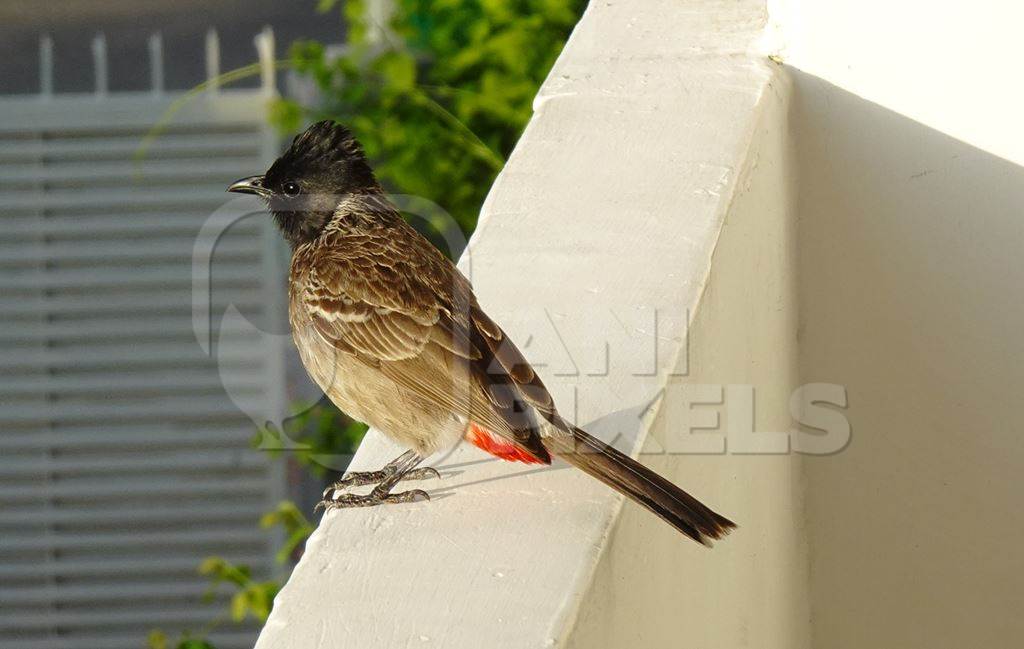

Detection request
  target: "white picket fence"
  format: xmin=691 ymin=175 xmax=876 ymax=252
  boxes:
xmin=0 ymin=29 xmax=287 ymax=649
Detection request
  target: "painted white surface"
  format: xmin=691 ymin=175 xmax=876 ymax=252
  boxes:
xmin=768 ymin=0 xmax=1024 ymax=166
xmin=790 ymin=68 xmax=1024 ymax=649
xmin=255 ymin=1 xmax=780 ymax=647
xmin=566 ymin=74 xmax=810 ymax=649
xmin=762 ymin=4 xmax=1024 ymax=645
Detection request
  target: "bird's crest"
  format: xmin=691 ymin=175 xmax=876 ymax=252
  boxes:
xmin=267 ymin=120 xmax=367 ymax=182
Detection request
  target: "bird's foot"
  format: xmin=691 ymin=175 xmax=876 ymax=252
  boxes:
xmin=316 ymin=487 xmax=430 ymax=511
xmin=316 ymin=450 xmax=434 ymax=511
xmin=322 ymin=466 xmax=440 ymax=496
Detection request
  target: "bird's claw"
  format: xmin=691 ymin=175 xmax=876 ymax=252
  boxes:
xmin=322 ymin=470 xmax=387 ymax=496
xmin=403 ymin=466 xmax=442 ymax=482
xmin=321 ymin=466 xmax=441 ymax=500
xmin=317 ymin=488 xmax=430 ymax=510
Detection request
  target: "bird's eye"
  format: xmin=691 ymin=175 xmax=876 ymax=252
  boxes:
xmin=281 ymin=180 xmax=301 ymax=197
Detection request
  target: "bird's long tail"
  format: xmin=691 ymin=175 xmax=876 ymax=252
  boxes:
xmin=543 ymin=424 xmax=736 ymax=545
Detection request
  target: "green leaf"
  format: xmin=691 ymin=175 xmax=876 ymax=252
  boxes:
xmin=148 ymin=630 xmax=168 ymax=649
xmin=197 ymin=557 xmax=223 ymax=576
xmin=376 ymin=52 xmax=418 ymax=90
xmin=230 ymin=592 xmax=248 ymax=622
xmin=278 ymin=527 xmax=313 ymax=564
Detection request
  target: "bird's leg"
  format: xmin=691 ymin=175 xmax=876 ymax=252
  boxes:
xmin=318 ymin=450 xmax=435 ymax=510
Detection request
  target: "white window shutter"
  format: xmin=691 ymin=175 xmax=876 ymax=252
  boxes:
xmin=0 ymin=93 xmax=287 ymax=649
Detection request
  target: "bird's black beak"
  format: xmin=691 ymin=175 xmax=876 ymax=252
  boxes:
xmin=227 ymin=175 xmax=271 ymax=197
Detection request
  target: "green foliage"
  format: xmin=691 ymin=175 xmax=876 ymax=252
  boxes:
xmin=149 ymin=502 xmax=312 ymax=648
xmin=199 ymin=556 xmax=280 ymax=623
xmin=261 ymin=501 xmax=316 ymax=563
xmin=147 ymin=630 xmax=169 ymax=649
xmin=273 ymin=0 xmax=585 ymax=236
xmin=257 ymin=398 xmax=369 ymax=478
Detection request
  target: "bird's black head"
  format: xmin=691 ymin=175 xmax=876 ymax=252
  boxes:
xmin=227 ymin=120 xmax=380 ymax=248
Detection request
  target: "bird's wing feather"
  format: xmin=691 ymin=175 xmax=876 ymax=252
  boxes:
xmin=295 ymin=224 xmax=551 ymax=462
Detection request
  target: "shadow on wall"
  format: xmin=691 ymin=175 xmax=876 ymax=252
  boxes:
xmin=790 ymin=68 xmax=1024 ymax=648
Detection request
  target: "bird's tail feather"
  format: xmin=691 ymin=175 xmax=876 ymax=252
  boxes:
xmin=543 ymin=424 xmax=736 ymax=545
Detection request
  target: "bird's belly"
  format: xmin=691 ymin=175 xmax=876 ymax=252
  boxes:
xmin=291 ymin=325 xmax=464 ymax=457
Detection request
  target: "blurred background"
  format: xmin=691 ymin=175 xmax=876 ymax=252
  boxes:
xmin=0 ymin=2 xmax=342 ymax=95
xmin=0 ymin=1 xmax=582 ymax=648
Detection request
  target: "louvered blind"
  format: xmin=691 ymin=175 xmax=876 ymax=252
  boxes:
xmin=0 ymin=95 xmax=286 ymax=649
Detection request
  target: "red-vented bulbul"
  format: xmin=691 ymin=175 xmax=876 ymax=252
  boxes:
xmin=228 ymin=121 xmax=735 ymax=545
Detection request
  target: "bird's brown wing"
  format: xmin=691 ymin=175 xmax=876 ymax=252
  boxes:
xmin=295 ymin=226 xmax=552 ymax=462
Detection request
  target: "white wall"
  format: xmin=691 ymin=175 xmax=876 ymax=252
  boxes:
xmin=791 ymin=70 xmax=1024 ymax=649
xmin=769 ymin=0 xmax=1024 ymax=166
xmin=771 ymin=2 xmax=1024 ymax=646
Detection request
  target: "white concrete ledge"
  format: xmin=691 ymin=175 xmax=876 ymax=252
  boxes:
xmin=255 ymin=2 xmax=805 ymax=647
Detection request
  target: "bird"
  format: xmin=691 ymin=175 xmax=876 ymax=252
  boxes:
xmin=228 ymin=120 xmax=736 ymax=545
